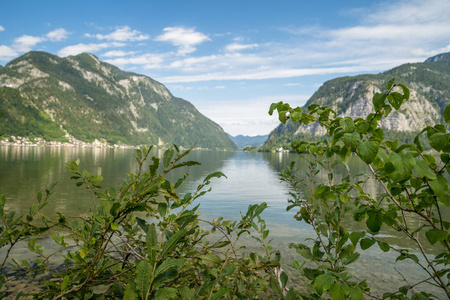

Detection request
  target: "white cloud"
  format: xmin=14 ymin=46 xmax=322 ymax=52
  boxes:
xmin=87 ymin=26 xmax=149 ymax=41
xmin=225 ymin=43 xmax=259 ymax=52
xmin=13 ymin=35 xmax=44 ymax=52
xmin=0 ymin=45 xmax=18 ymax=60
xmin=102 ymin=50 xmax=136 ymax=57
xmin=58 ymin=42 xmax=125 ymax=57
xmin=155 ymin=0 xmax=448 ymax=83
xmin=158 ymin=65 xmax=385 ymax=83
xmin=155 ymin=27 xmax=210 ymax=55
xmin=104 ymin=53 xmax=164 ymax=69
xmin=46 ymin=28 xmax=69 ymax=41
xmin=0 ymin=26 xmax=5 ymax=32
xmin=8 ymin=29 xmax=68 ymax=54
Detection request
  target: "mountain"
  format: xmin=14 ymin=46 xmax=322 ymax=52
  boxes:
xmin=227 ymin=134 xmax=268 ymax=148
xmin=262 ymin=52 xmax=450 ymax=151
xmin=0 ymin=51 xmax=237 ymax=150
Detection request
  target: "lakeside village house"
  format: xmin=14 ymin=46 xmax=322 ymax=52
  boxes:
xmin=0 ymin=136 xmax=137 ymax=149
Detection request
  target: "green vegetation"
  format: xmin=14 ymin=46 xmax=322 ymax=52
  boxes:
xmin=243 ymin=146 xmax=258 ymax=152
xmin=260 ymin=129 xmax=431 ymax=152
xmin=0 ymin=80 xmax=448 ymax=299
xmin=269 ymin=78 xmax=450 ymax=299
xmin=0 ymin=145 xmax=284 ymax=299
xmin=0 ymin=87 xmax=67 ymax=142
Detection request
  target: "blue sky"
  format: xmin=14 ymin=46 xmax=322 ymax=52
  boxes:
xmin=1 ymin=0 xmax=449 ymax=136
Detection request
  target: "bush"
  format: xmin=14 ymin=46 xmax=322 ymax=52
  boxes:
xmin=0 ymin=145 xmax=287 ymax=299
xmin=270 ymin=78 xmax=450 ymax=299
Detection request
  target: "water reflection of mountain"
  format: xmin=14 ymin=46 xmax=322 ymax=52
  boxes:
xmin=0 ymin=147 xmax=233 ymax=218
xmin=1 ymin=147 xmax=447 ymax=253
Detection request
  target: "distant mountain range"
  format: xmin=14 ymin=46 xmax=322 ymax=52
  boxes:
xmin=227 ymin=134 xmax=268 ymax=148
xmin=262 ymin=52 xmax=450 ymax=151
xmin=0 ymin=51 xmax=237 ymax=150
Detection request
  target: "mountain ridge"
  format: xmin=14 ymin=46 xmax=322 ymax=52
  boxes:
xmin=227 ymin=134 xmax=268 ymax=148
xmin=0 ymin=51 xmax=237 ymax=150
xmin=262 ymin=52 xmax=450 ymax=151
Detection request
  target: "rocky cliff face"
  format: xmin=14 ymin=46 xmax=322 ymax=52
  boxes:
xmin=0 ymin=51 xmax=237 ymax=150
xmin=264 ymin=52 xmax=450 ymax=149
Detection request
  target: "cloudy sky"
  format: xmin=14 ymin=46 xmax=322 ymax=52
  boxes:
xmin=1 ymin=0 xmax=449 ymax=136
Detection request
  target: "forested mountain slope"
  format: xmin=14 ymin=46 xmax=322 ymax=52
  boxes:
xmin=262 ymin=52 xmax=450 ymax=151
xmin=0 ymin=51 xmax=237 ymax=150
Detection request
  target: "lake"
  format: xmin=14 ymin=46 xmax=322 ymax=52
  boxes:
xmin=0 ymin=145 xmax=446 ymax=298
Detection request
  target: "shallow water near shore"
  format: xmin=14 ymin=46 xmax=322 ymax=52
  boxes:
xmin=0 ymin=145 xmax=447 ymax=298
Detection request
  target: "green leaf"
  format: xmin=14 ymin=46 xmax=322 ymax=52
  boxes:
xmin=340 ymin=194 xmax=350 ymax=203
xmin=429 ymin=175 xmax=449 ymax=197
xmin=178 ymin=286 xmax=195 ymax=300
xmin=366 ymin=212 xmax=383 ymax=233
xmin=357 ymin=141 xmax=378 ymax=164
xmin=269 ymin=275 xmax=283 ymax=298
xmin=158 ymin=202 xmax=168 ymax=218
xmin=342 ymin=252 xmax=360 ymax=265
xmin=314 ymin=274 xmax=334 ymax=294
xmin=387 ymin=92 xmax=404 ymax=110
xmin=425 ymin=229 xmax=449 ymax=245
xmin=269 ymin=101 xmax=282 ymax=115
xmin=414 ymin=159 xmax=436 ymax=180
xmin=397 ymin=83 xmax=410 ymax=100
xmin=280 ymin=271 xmax=288 ymax=288
xmin=136 ymin=217 xmax=149 ymax=233
xmin=349 ymin=286 xmax=363 ymax=300
xmin=163 ymin=147 xmax=175 ymax=168
xmin=210 ymin=240 xmax=230 ymax=248
xmin=360 ymin=238 xmax=376 ymax=250
xmin=220 ymin=263 xmax=236 ymax=277
xmin=198 ymin=254 xmax=222 ymax=267
xmin=429 ymin=133 xmax=449 ymax=152
xmin=290 ymin=107 xmax=303 ymax=122
xmin=343 ymin=132 xmax=359 ymax=149
xmin=61 ymin=275 xmax=69 ymax=292
xmin=160 ymin=229 xmax=187 ymax=259
xmin=152 ymin=269 xmax=179 ymax=290
xmin=373 ymin=93 xmax=387 ymax=112
xmin=92 ymin=284 xmax=113 ymax=294
xmin=135 ymin=261 xmax=153 ymax=297
xmin=111 ymin=222 xmax=119 ymax=231
xmin=377 ymin=241 xmax=390 ymax=252
xmin=329 ymin=282 xmax=349 ymax=300
xmin=123 ymin=282 xmax=138 ymax=300
xmin=204 ymin=171 xmax=226 ymax=183
xmin=210 ymin=287 xmax=232 ymax=300
xmin=147 ymin=224 xmax=158 ymax=265
xmin=278 ymin=111 xmax=287 ymax=124
xmin=286 ymin=289 xmax=298 ymax=300
xmin=444 ymin=103 xmax=450 ymax=125
xmin=385 ymin=78 xmax=395 ymax=90
xmin=389 ymin=152 xmax=416 ymax=181
xmin=155 ymin=287 xmax=178 ymax=300
xmin=439 ymin=194 xmax=450 ymax=206
xmin=349 ymin=231 xmax=365 ymax=246
xmin=339 ymin=117 xmax=356 ymax=132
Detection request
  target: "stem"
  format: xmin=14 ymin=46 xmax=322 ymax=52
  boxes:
xmin=412 ymin=236 xmax=450 ymax=298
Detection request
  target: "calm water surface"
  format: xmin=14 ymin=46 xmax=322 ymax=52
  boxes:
xmin=0 ymin=146 xmax=446 ymax=297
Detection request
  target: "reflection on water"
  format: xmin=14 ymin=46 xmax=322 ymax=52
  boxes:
xmin=0 ymin=146 xmax=446 ymax=297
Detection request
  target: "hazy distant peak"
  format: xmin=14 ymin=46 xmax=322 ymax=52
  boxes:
xmin=425 ymin=52 xmax=450 ymax=63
